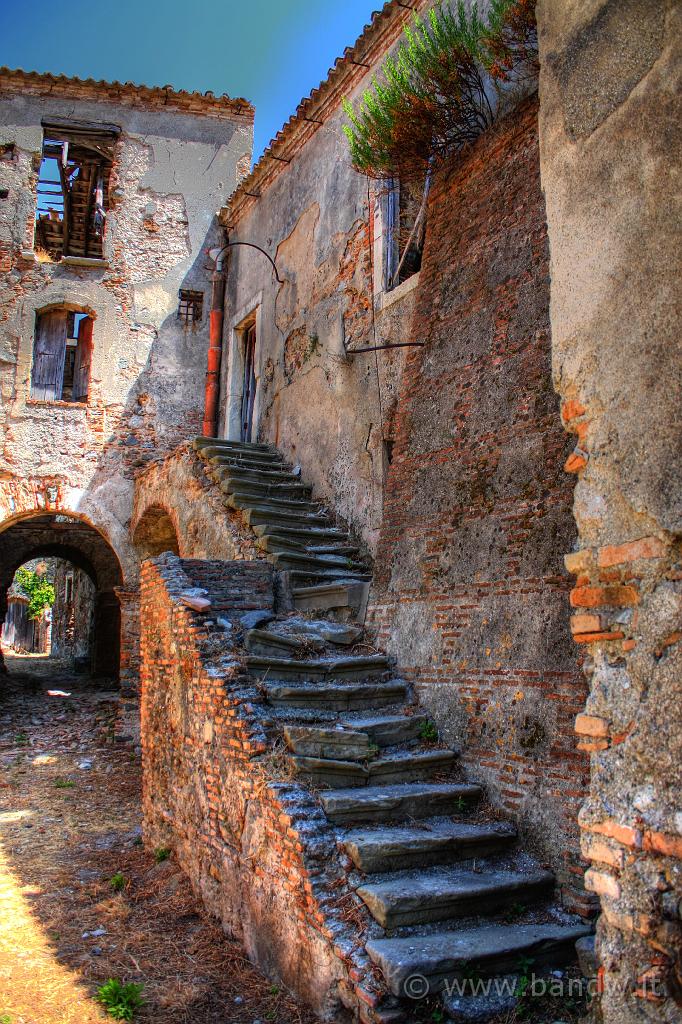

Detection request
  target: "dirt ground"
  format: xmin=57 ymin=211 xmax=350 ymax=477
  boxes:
xmin=0 ymin=653 xmax=319 ymax=1024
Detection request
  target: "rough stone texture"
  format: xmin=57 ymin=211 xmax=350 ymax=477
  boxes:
xmin=50 ymin=559 xmax=96 ymax=662
xmin=367 ymin=97 xmax=590 ymax=913
xmin=537 ymin=1 xmax=682 ymax=1020
xmin=0 ymin=71 xmax=253 ymax=683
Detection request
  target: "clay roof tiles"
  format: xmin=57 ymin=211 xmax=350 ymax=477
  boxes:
xmin=0 ymin=66 xmax=253 ymax=120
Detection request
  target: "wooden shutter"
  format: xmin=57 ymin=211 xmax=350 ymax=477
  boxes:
xmin=73 ymin=316 xmax=93 ymax=401
xmin=31 ymin=311 xmax=68 ymax=401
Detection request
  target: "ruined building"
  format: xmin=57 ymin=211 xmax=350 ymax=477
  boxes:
xmin=1 ymin=1 xmax=680 ymax=1022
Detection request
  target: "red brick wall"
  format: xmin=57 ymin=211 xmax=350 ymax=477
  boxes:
xmin=368 ymin=97 xmax=592 ymax=913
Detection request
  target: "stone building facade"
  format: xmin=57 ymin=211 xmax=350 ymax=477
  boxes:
xmin=0 ymin=69 xmax=254 ymax=686
xmin=1 ymin=1 xmax=679 ymax=1022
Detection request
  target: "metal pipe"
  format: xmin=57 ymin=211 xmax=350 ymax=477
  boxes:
xmin=348 ymin=341 xmax=425 ymax=354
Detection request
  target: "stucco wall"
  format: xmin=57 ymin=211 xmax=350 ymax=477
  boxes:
xmin=537 ymin=1 xmax=682 ymax=1019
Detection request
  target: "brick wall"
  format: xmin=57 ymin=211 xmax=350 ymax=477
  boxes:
xmin=368 ymin=97 xmax=592 ymax=912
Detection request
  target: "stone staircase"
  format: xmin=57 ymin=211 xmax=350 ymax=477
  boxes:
xmin=192 ymin=437 xmax=591 ymax=1022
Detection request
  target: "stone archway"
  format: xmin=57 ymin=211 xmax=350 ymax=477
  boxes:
xmin=0 ymin=512 xmax=124 ymax=680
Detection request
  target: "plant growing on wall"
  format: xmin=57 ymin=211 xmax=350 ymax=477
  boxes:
xmin=342 ymin=0 xmax=537 ymax=182
xmin=14 ymin=567 xmax=56 ymax=620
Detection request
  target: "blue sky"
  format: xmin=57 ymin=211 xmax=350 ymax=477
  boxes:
xmin=1 ymin=0 xmax=382 ymax=161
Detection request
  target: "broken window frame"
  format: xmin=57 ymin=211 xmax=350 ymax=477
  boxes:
xmin=380 ymin=176 xmax=427 ymax=293
xmin=34 ymin=118 xmax=120 ymax=262
xmin=30 ymin=307 xmax=94 ymax=404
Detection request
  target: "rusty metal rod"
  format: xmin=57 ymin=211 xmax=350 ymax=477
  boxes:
xmin=348 ymin=341 xmax=425 ymax=354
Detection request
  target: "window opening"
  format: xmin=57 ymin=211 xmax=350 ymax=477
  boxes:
xmin=177 ymin=289 xmax=204 ymax=325
xmin=65 ymin=572 xmax=74 ymax=605
xmin=34 ymin=118 xmax=119 ymax=261
xmin=31 ymin=308 xmax=94 ymax=402
xmin=383 ymin=177 xmax=425 ymax=291
xmin=240 ymin=322 xmax=257 ymax=443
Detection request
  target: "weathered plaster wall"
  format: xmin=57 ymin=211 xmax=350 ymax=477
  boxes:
xmin=537 ymin=1 xmax=682 ymax=1019
xmin=50 ymin=559 xmax=96 ymax=662
xmin=0 ymin=75 xmax=253 ymax=682
xmin=220 ymin=60 xmax=424 ymax=555
xmin=367 ymin=97 xmax=591 ymax=912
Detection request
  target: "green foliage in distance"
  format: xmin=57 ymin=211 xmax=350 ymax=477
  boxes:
xmin=14 ymin=567 xmax=55 ymax=620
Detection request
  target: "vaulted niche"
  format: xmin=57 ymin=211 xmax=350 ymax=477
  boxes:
xmin=35 ymin=117 xmax=120 ymax=261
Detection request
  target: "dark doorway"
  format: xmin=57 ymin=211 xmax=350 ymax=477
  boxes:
xmin=240 ymin=322 xmax=257 ymax=443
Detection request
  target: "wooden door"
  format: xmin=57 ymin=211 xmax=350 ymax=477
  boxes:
xmin=240 ymin=323 xmax=257 ymax=443
xmin=31 ymin=310 xmax=68 ymax=401
xmin=73 ymin=316 xmax=93 ymax=401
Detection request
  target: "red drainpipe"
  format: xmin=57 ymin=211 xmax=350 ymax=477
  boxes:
xmin=202 ymin=251 xmax=227 ymax=438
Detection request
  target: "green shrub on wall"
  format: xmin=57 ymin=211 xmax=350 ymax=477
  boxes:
xmin=343 ymin=0 xmax=538 ymax=182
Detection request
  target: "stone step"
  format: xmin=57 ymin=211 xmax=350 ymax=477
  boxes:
xmin=343 ymin=713 xmax=430 ymax=746
xmin=292 ymin=581 xmax=369 ymax=614
xmin=253 ymin=522 xmax=348 ymax=541
xmin=210 ymin=458 xmax=291 ymax=477
xmin=221 ymin=480 xmax=313 ymax=501
xmin=343 ymin=821 xmax=518 ymax=873
xmin=204 ymin=454 xmax=289 ymax=474
xmin=357 ymin=867 xmax=555 ymax=929
xmin=249 ymin=653 xmax=389 ymax=682
xmin=243 ymin=507 xmax=331 ymax=529
xmin=292 ymin=749 xmax=457 ymax=788
xmin=256 ymin=534 xmax=308 ymax=555
xmin=365 ymin=922 xmax=592 ymax=998
xmin=226 ymin=491 xmax=324 ymax=513
xmin=272 ymin=618 xmax=362 ymax=647
xmin=214 ymin=468 xmax=301 ymax=489
xmin=269 ymin=550 xmax=366 ymax=572
xmin=264 ymin=680 xmax=405 ymax=711
xmin=245 ymin=629 xmax=321 ymax=658
xmin=194 ymin=436 xmax=276 ymax=454
xmin=284 ymin=723 xmax=373 ymax=761
xmin=320 ymin=782 xmax=482 ymax=825
xmin=287 ymin=568 xmax=373 ymax=586
xmin=442 ymin=974 xmax=520 ymax=1023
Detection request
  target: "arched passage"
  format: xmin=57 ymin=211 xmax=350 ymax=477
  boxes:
xmin=132 ymin=505 xmax=180 ymax=560
xmin=0 ymin=513 xmax=124 ymax=680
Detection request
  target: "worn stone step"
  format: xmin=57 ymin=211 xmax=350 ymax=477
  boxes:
xmin=273 ymin=617 xmax=362 ymax=647
xmin=344 ymin=713 xmax=430 ymax=747
xmin=442 ymin=974 xmax=520 ymax=1023
xmin=256 ymin=534 xmax=307 ymax=555
xmin=357 ymin=867 xmax=555 ymax=929
xmin=204 ymin=449 xmax=286 ymax=468
xmin=194 ymin=436 xmax=276 ymax=454
xmin=243 ymin=507 xmax=331 ymax=529
xmin=270 ymin=550 xmax=365 ymax=572
xmin=213 ymin=467 xmax=300 ymax=487
xmin=245 ymin=629 xmax=321 ymax=658
xmin=264 ymin=679 xmax=405 ymax=711
xmin=226 ymin=491 xmax=324 ymax=513
xmin=320 ymin=782 xmax=482 ymax=825
xmin=365 ymin=922 xmax=592 ymax=998
xmin=343 ymin=821 xmax=518 ymax=873
xmin=284 ymin=723 xmax=373 ymax=760
xmin=292 ymin=581 xmax=369 ymax=614
xmin=287 ymin=568 xmax=373 ymax=586
xmin=221 ymin=479 xmax=313 ymax=501
xmin=249 ymin=653 xmax=388 ymax=681
xmin=253 ymin=522 xmax=347 ymax=541
xmin=293 ymin=749 xmax=457 ymax=788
